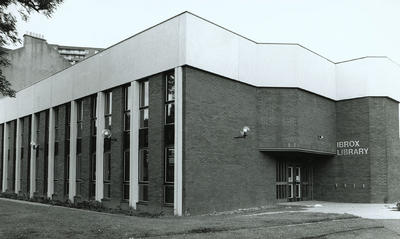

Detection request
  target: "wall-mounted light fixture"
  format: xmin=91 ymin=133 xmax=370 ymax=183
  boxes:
xmin=234 ymin=126 xmax=250 ymax=139
xmin=30 ymin=141 xmax=39 ymax=150
xmin=317 ymin=135 xmax=324 ymax=140
xmin=101 ymin=129 xmax=117 ymax=141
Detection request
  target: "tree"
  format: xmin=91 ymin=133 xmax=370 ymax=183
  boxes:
xmin=0 ymin=0 xmax=64 ymax=97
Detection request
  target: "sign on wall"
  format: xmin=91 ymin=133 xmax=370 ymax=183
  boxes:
xmin=336 ymin=140 xmax=369 ymax=156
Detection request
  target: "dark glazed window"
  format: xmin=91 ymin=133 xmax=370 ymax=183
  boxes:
xmin=54 ymin=108 xmax=59 ymax=156
xmin=138 ymin=80 xmax=149 ymax=202
xmin=64 ymin=104 xmax=71 ymax=196
xmin=103 ymin=91 xmax=112 ymax=198
xmin=76 ymin=100 xmax=83 ymax=196
xmin=122 ymin=85 xmax=131 ymax=200
xmin=164 ymin=71 xmax=175 ymax=205
xmin=89 ymin=95 xmax=97 ymax=199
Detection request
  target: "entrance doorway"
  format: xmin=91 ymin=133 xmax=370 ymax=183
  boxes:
xmin=276 ymin=160 xmax=313 ymax=201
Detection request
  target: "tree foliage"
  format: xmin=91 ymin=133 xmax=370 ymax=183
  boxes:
xmin=0 ymin=0 xmax=63 ymax=97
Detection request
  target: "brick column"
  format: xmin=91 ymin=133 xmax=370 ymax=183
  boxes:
xmin=36 ymin=111 xmax=46 ymax=196
xmin=0 ymin=124 xmax=4 ymax=192
xmin=15 ymin=118 xmax=22 ymax=193
xmin=8 ymin=121 xmax=15 ymax=192
xmin=129 ymin=81 xmax=140 ymax=208
xmin=110 ymin=87 xmax=124 ymax=205
xmin=69 ymin=101 xmax=77 ymax=202
xmin=174 ymin=67 xmax=183 ymax=216
xmin=148 ymin=74 xmax=164 ymax=211
xmin=30 ymin=114 xmax=37 ymax=198
xmin=54 ymin=106 xmax=66 ymax=200
xmin=95 ymin=92 xmax=105 ymax=201
xmin=80 ymin=97 xmax=91 ymax=200
xmin=3 ymin=122 xmax=9 ymax=192
xmin=47 ymin=108 xmax=55 ymax=198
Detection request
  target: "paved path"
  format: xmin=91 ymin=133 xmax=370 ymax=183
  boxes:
xmin=280 ymin=201 xmax=400 ymax=219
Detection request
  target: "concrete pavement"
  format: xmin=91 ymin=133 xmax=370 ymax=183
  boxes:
xmin=280 ymin=201 xmax=400 ymax=219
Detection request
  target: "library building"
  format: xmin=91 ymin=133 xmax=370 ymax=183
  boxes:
xmin=1 ymin=12 xmax=400 ymax=216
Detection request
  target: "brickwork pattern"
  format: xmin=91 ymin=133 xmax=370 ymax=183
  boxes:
xmin=108 ymin=87 xmax=124 ymax=206
xmin=78 ymin=97 xmax=91 ymax=200
xmin=368 ymin=98 xmax=389 ymax=202
xmin=0 ymin=124 xmax=3 ymax=192
xmin=257 ymin=88 xmax=336 ymax=153
xmin=54 ymin=105 xmax=66 ymax=200
xmin=147 ymin=74 xmax=167 ymax=213
xmin=35 ymin=111 xmax=46 ymax=196
xmin=183 ymin=66 xmax=275 ymax=215
xmin=314 ymin=98 xmax=370 ymax=202
xmin=8 ymin=120 xmax=15 ymax=192
xmin=386 ymin=99 xmax=400 ymax=202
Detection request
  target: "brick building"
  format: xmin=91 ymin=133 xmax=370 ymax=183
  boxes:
xmin=1 ymin=12 xmax=400 ymax=216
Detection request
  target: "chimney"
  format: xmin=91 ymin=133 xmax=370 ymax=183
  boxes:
xmin=23 ymin=32 xmax=46 ymax=46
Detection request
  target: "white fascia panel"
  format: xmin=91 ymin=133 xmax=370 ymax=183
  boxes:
xmin=0 ymin=14 xmax=187 ymax=124
xmin=335 ymin=57 xmax=400 ymax=101
xmin=295 ymin=46 xmax=336 ymax=99
xmin=239 ymin=43 xmax=298 ymax=87
xmin=366 ymin=59 xmax=400 ymax=101
xmin=185 ymin=13 xmax=239 ymax=81
xmin=185 ymin=13 xmax=337 ymax=99
xmin=335 ymin=61 xmax=369 ymax=100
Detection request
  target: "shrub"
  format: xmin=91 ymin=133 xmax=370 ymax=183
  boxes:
xmin=396 ymin=202 xmax=400 ymax=211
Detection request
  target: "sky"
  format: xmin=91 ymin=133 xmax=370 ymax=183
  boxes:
xmin=7 ymin=0 xmax=400 ymax=63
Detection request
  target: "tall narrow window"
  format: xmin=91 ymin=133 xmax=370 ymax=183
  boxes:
xmin=12 ymin=121 xmax=16 ymax=191
xmin=139 ymin=80 xmax=149 ymax=202
xmin=164 ymin=71 xmax=175 ymax=205
xmin=76 ymin=100 xmax=83 ymax=196
xmin=44 ymin=111 xmax=49 ymax=194
xmin=64 ymin=104 xmax=71 ymax=196
xmin=53 ymin=108 xmax=59 ymax=195
xmin=89 ymin=95 xmax=97 ymax=199
xmin=35 ymin=114 xmax=40 ymax=191
xmin=27 ymin=116 xmax=31 ymax=194
xmin=122 ymin=85 xmax=131 ymax=200
xmin=20 ymin=118 xmax=24 ymax=188
xmin=103 ymin=91 xmax=112 ymax=198
xmin=54 ymin=108 xmax=59 ymax=157
xmin=0 ymin=124 xmax=3 ymax=192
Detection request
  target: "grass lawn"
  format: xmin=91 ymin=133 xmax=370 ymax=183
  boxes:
xmin=0 ymin=198 xmax=397 ymax=239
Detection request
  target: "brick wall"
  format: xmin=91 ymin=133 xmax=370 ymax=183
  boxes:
xmin=147 ymin=73 xmax=169 ymax=213
xmin=8 ymin=120 xmax=15 ymax=192
xmin=107 ymin=87 xmax=124 ymax=206
xmin=54 ymin=105 xmax=66 ymax=200
xmin=386 ymin=100 xmax=400 ymax=202
xmin=79 ymin=97 xmax=91 ymax=200
xmin=257 ymin=88 xmax=336 ymax=153
xmin=369 ymin=98 xmax=389 ymax=202
xmin=35 ymin=111 xmax=46 ymax=196
xmin=0 ymin=124 xmax=3 ymax=192
xmin=314 ymin=98 xmax=371 ymax=202
xmin=313 ymin=97 xmax=400 ymax=203
xmin=182 ymin=66 xmax=275 ymax=215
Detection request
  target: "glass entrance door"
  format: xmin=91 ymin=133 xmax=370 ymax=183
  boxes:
xmin=276 ymin=159 xmax=313 ymax=201
xmin=288 ymin=166 xmax=301 ymax=201
xmin=295 ymin=167 xmax=301 ymax=199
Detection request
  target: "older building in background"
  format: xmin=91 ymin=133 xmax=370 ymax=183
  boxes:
xmin=50 ymin=44 xmax=102 ymax=65
xmin=1 ymin=33 xmax=103 ymax=93
xmin=0 ymin=12 xmax=400 ymax=216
